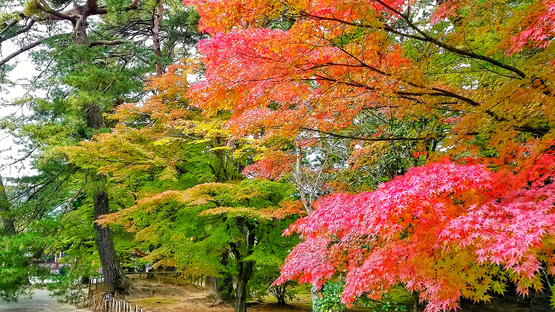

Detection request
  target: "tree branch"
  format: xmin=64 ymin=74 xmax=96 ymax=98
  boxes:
xmin=301 ymin=5 xmax=526 ymax=79
xmin=0 ymin=14 xmax=37 ymax=44
xmin=300 ymin=127 xmax=436 ymax=142
xmin=0 ymin=34 xmax=69 ymax=67
xmin=372 ymin=0 xmax=526 ymax=78
xmin=87 ymin=39 xmax=128 ymax=47
xmin=64 ymin=174 xmax=87 ymax=212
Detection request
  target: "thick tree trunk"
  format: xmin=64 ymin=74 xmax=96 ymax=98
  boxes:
xmin=205 ymin=274 xmax=233 ymax=302
xmin=231 ymin=217 xmax=256 ymax=312
xmin=93 ymin=190 xmax=132 ymax=294
xmin=234 ymin=260 xmax=254 ymax=312
xmin=75 ymin=6 xmax=132 ymax=291
xmin=85 ymin=103 xmax=131 ymax=294
xmin=272 ymin=284 xmax=287 ymax=304
xmin=310 ymin=283 xmax=319 ymax=312
xmin=413 ymin=292 xmax=419 ymax=312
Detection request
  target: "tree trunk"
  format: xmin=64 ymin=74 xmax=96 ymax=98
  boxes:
xmin=310 ymin=283 xmax=319 ymax=312
xmin=93 ymin=190 xmax=132 ymax=294
xmin=219 ymin=252 xmax=234 ymax=302
xmin=413 ymin=292 xmax=419 ymax=312
xmin=234 ymin=260 xmax=254 ymax=312
xmin=0 ymin=175 xmax=15 ymax=236
xmin=272 ymin=284 xmax=287 ymax=304
xmin=232 ymin=217 xmax=256 ymax=312
xmin=75 ymin=7 xmax=132 ymax=292
xmin=151 ymin=0 xmax=164 ymax=76
xmin=87 ymin=103 xmax=131 ymax=295
xmin=206 ymin=274 xmax=234 ymax=302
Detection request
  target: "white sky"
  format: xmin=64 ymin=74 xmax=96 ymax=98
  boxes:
xmin=0 ymin=54 xmax=39 ymax=179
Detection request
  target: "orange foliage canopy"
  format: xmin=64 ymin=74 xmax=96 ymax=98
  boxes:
xmin=183 ymin=0 xmax=554 ymax=181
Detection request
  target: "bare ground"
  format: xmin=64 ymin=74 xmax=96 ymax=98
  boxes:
xmin=86 ymin=276 xmax=555 ymax=312
xmin=88 ymin=276 xmax=313 ymax=312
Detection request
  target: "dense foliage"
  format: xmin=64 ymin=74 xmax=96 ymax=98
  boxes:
xmin=181 ymin=0 xmax=555 ymax=311
xmin=1 ymin=0 xmax=554 ymax=311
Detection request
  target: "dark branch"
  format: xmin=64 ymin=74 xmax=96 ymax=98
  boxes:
xmin=0 ymin=16 xmax=36 ymax=44
xmin=87 ymin=39 xmax=128 ymax=47
xmin=301 ymin=6 xmax=526 ymax=79
xmin=372 ymin=0 xmax=526 ymax=78
xmin=0 ymin=34 xmax=69 ymax=67
xmin=300 ymin=127 xmax=436 ymax=142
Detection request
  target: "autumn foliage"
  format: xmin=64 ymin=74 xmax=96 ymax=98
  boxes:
xmin=275 ymin=145 xmax=555 ymax=311
xmin=183 ymin=0 xmax=554 ymax=182
xmin=181 ymin=0 xmax=555 ymax=310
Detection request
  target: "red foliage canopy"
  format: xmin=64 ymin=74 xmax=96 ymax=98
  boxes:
xmin=275 ymin=146 xmax=555 ymax=311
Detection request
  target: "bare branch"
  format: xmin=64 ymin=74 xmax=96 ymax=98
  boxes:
xmin=372 ymin=0 xmax=527 ymax=78
xmin=300 ymin=127 xmax=436 ymax=142
xmin=301 ymin=6 xmax=526 ymax=79
xmin=0 ymin=34 xmax=69 ymax=67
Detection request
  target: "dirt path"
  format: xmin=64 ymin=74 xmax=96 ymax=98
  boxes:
xmin=0 ymin=289 xmax=90 ymax=312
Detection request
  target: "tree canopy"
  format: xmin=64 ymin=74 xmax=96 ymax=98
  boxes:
xmin=180 ymin=0 xmax=555 ymax=310
xmin=1 ymin=0 xmax=554 ymax=311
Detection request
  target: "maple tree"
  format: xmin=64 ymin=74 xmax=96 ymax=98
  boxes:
xmin=63 ymin=63 xmax=305 ymax=312
xmin=184 ymin=0 xmax=554 ymax=162
xmin=98 ymin=180 xmax=301 ymax=312
xmin=181 ymin=0 xmax=555 ymax=310
xmin=275 ymin=145 xmax=555 ymax=312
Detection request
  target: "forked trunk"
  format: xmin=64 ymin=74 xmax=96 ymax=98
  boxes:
xmin=234 ymin=260 xmax=254 ymax=312
xmin=272 ymin=284 xmax=287 ymax=304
